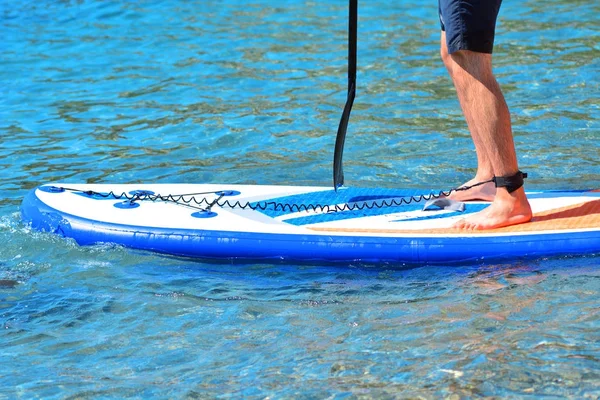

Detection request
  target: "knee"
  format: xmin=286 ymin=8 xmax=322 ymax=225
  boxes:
xmin=440 ymin=45 xmax=452 ymax=72
xmin=440 ymin=48 xmax=470 ymax=79
xmin=450 ymin=50 xmax=492 ymax=81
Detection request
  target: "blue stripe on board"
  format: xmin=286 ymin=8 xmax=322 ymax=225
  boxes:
xmin=249 ymin=187 xmax=440 ymax=218
xmin=283 ymin=202 xmax=425 ymax=226
xmin=249 ymin=188 xmax=600 ymax=226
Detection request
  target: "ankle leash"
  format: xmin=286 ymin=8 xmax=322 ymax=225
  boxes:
xmin=493 ymin=171 xmax=527 ymax=193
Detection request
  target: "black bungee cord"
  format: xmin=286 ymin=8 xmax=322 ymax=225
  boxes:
xmin=50 ymin=179 xmax=493 ymax=215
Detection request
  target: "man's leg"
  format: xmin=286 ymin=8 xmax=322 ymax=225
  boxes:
xmin=441 ymin=32 xmax=496 ymax=202
xmin=441 ymin=35 xmax=532 ymax=229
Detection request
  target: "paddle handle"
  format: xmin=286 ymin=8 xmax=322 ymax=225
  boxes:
xmin=333 ymin=0 xmax=357 ymax=190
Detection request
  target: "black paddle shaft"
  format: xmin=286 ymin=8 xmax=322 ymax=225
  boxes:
xmin=333 ymin=0 xmax=357 ymax=190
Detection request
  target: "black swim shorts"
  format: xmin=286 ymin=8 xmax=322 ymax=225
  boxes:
xmin=438 ymin=0 xmax=503 ymax=54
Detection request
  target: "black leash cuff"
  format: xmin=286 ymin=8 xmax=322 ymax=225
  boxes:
xmin=493 ymin=171 xmax=527 ymax=193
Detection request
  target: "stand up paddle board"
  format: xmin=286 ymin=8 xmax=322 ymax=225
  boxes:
xmin=21 ymin=183 xmax=600 ymax=264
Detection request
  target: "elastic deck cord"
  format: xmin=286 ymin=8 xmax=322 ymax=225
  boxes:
xmin=53 ymin=179 xmax=495 ymax=214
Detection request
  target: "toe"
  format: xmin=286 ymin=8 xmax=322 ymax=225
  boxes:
xmin=453 ymin=219 xmax=467 ymax=229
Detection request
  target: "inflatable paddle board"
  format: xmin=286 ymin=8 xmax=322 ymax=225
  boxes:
xmin=21 ymin=183 xmax=600 ymax=264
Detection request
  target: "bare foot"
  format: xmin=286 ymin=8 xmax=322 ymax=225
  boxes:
xmin=453 ymin=187 xmax=532 ymax=230
xmin=449 ymin=178 xmax=496 ymax=202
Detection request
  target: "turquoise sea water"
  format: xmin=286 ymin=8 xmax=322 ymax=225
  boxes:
xmin=2 ymin=0 xmax=599 ymax=397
